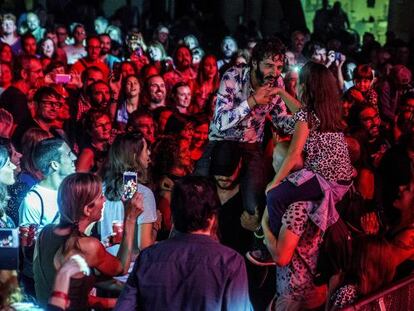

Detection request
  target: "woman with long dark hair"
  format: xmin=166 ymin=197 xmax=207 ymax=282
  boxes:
xmin=113 ymin=75 xmax=142 ymax=131
xmin=101 ymin=132 xmax=157 ymax=251
xmin=192 ymin=54 xmax=220 ymax=114
xmin=33 ymin=172 xmax=143 ymax=309
xmin=250 ymin=62 xmax=353 ymax=308
xmin=261 ymin=62 xmax=352 ymax=236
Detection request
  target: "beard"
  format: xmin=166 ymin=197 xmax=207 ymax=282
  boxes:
xmin=215 ymin=176 xmax=240 ymax=190
xmin=255 ymin=67 xmax=277 ymax=86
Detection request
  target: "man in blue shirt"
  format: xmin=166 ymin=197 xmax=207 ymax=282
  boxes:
xmin=114 ymin=176 xmax=253 ymax=311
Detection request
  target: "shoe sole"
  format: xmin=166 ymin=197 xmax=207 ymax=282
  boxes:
xmin=245 ymin=252 xmax=277 ymax=266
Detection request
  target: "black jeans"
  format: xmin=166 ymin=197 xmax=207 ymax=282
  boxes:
xmin=267 ymin=176 xmax=323 ymax=236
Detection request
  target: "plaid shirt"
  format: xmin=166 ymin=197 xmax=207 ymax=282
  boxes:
xmin=209 ymin=66 xmax=295 ymax=143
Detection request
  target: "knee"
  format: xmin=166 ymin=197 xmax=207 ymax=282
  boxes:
xmin=266 ymin=186 xmax=283 ymax=205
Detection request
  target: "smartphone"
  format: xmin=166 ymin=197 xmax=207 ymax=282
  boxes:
xmin=335 ymin=52 xmax=342 ymax=62
xmin=55 ymin=73 xmax=71 ymax=84
xmin=0 ymin=229 xmax=19 ymax=270
xmin=123 ymin=171 xmax=138 ymax=199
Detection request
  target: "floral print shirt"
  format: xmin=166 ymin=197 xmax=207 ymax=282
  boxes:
xmin=209 ymin=66 xmax=295 ymax=143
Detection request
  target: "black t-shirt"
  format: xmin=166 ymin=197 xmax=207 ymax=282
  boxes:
xmin=217 ymin=190 xmax=253 ymax=255
xmin=353 ymin=128 xmax=392 ymax=171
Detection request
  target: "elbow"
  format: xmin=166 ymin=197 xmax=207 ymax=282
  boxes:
xmin=274 ymin=253 xmax=293 ymax=267
xmin=116 ymin=263 xmax=127 ymax=276
xmin=138 ymin=236 xmax=155 ymax=252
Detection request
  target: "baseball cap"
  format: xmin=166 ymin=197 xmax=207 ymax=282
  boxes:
xmin=210 ymin=141 xmax=241 ymax=177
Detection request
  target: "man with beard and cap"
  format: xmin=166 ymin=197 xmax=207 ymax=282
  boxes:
xmin=163 ymin=45 xmax=197 ymax=93
xmin=195 ymin=38 xmax=298 ymax=235
xmin=211 ymin=140 xmax=253 ymax=255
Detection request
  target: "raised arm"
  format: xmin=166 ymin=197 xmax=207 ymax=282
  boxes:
xmin=275 ymin=87 xmax=301 ymax=114
xmin=82 ymin=192 xmax=144 ymax=276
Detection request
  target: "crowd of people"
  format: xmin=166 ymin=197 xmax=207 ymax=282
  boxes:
xmin=0 ymin=2 xmax=414 ymax=310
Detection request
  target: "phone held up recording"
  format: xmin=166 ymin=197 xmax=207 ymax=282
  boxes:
xmin=123 ymin=171 xmax=138 ymax=200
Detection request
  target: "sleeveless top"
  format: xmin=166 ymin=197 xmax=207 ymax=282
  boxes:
xmin=33 ymin=224 xmax=95 ymax=311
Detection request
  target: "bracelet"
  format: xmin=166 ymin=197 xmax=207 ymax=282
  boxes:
xmin=51 ymin=290 xmax=69 ymax=308
xmin=254 ymin=231 xmax=264 ymax=239
xmin=51 ymin=291 xmax=69 ymax=301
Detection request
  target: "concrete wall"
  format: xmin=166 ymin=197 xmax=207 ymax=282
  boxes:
xmin=388 ymin=0 xmax=414 ymax=42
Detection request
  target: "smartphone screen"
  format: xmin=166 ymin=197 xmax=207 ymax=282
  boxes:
xmin=123 ymin=171 xmax=138 ymax=199
xmin=55 ymin=74 xmax=71 ymax=84
xmin=0 ymin=229 xmax=19 ymax=270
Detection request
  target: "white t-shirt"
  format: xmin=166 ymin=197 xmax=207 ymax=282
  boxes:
xmin=19 ymin=184 xmax=59 ymax=228
xmin=100 ymin=183 xmax=157 ymax=243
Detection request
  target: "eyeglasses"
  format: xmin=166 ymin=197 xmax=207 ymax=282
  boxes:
xmin=41 ymin=100 xmax=62 ymax=108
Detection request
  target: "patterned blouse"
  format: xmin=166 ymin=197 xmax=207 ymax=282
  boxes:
xmin=291 ymin=109 xmax=353 ymax=182
xmin=209 ymin=66 xmax=295 ymax=143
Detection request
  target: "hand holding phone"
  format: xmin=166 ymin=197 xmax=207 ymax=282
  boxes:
xmin=0 ymin=229 xmax=19 ymax=270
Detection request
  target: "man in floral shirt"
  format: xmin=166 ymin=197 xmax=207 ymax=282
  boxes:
xmin=196 ymin=38 xmax=297 ymax=219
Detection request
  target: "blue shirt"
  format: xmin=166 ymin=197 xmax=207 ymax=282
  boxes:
xmin=114 ymin=232 xmax=253 ymax=311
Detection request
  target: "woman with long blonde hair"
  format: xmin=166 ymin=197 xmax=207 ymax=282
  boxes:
xmin=33 ymin=173 xmax=143 ymax=309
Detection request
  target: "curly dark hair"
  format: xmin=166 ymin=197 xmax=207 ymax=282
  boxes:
xmin=250 ymin=37 xmax=286 ymax=67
